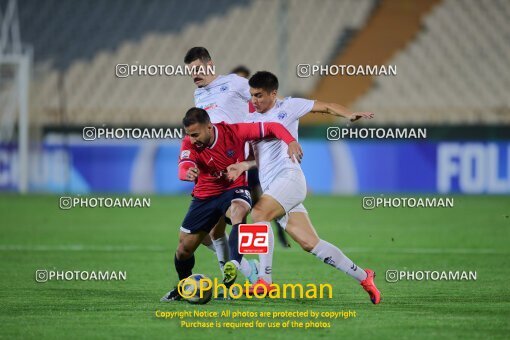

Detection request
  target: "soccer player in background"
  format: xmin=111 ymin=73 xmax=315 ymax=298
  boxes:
xmin=161 ymin=108 xmax=302 ymax=301
xmin=225 ymin=71 xmax=381 ymax=304
xmin=230 ymin=65 xmax=251 ymax=78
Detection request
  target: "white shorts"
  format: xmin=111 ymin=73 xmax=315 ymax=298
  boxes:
xmin=262 ymin=168 xmax=308 ymax=228
xmin=277 ymin=203 xmax=308 ymax=229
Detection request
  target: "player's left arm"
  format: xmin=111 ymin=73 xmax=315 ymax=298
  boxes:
xmin=227 ymin=123 xmax=303 ymax=181
xmin=310 ymin=101 xmax=374 ymax=122
xmin=226 ymin=160 xmax=256 ymax=182
xmin=226 ymin=144 xmax=256 ymax=182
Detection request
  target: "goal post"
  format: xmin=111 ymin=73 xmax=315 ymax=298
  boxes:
xmin=0 ymin=0 xmax=31 ymax=193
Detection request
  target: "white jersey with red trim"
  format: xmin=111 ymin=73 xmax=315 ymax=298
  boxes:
xmin=246 ymin=97 xmax=315 ymax=190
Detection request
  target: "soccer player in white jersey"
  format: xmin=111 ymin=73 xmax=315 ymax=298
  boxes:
xmin=226 ymin=71 xmax=381 ymax=304
xmin=182 ymin=47 xmax=260 ymax=284
xmin=186 ymin=47 xmax=252 ymax=124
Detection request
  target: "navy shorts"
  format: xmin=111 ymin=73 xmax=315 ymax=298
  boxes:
xmin=180 ymin=187 xmax=252 ymax=234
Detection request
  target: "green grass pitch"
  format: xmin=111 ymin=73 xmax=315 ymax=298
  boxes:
xmin=0 ymin=194 xmax=509 ymax=339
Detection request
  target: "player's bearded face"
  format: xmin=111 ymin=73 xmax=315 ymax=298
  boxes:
xmin=185 ymin=123 xmax=213 ymax=149
xmin=187 ymin=59 xmax=214 ymax=88
xmin=250 ymin=88 xmax=277 ymax=113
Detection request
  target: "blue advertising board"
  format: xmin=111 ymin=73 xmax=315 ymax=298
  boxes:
xmin=1 ymin=138 xmax=508 ymax=194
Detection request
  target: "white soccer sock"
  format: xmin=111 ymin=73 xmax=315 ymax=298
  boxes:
xmin=239 ymin=258 xmax=252 ymax=278
xmin=212 ymin=235 xmax=229 ymax=271
xmin=205 ymin=243 xmax=216 ymax=252
xmin=225 ymin=258 xmax=253 ymax=279
xmin=311 ymin=239 xmax=367 ymax=282
xmin=257 ymin=222 xmax=274 ymax=283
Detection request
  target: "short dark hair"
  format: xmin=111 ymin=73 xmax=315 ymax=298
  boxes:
xmin=184 ymin=47 xmax=212 ymax=64
xmin=249 ymin=71 xmax=279 ymax=92
xmin=230 ymin=65 xmax=251 ymax=77
xmin=183 ymin=107 xmax=211 ymax=127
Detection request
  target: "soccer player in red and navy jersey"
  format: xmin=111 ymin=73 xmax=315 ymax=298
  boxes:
xmin=185 ymin=47 xmax=259 ymax=283
xmin=161 ymin=107 xmax=302 ymax=301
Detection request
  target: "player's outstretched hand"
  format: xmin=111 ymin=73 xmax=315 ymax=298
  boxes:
xmin=287 ymin=141 xmax=303 ymax=163
xmin=186 ymin=167 xmax=199 ymax=181
xmin=227 ymin=162 xmax=249 ymax=182
xmin=349 ymin=112 xmax=374 ymax=122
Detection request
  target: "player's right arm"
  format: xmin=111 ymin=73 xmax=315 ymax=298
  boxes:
xmin=178 ymin=137 xmax=200 ymax=182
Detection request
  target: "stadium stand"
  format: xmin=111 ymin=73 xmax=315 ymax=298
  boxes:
xmin=12 ymin=0 xmax=375 ymax=126
xmin=354 ymin=0 xmax=510 ymax=124
xmin=9 ymin=0 xmax=510 ymax=127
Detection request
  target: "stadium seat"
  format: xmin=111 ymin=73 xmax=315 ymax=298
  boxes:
xmin=17 ymin=0 xmax=376 ymax=125
xmin=355 ymin=0 xmax=510 ymax=124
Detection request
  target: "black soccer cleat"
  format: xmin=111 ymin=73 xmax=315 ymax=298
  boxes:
xmin=160 ymin=287 xmax=183 ymax=302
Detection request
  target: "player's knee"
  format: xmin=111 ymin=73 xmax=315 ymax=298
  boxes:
xmin=230 ymin=203 xmax=249 ymax=223
xmin=176 ymin=243 xmax=194 ymax=260
xmin=251 ymin=205 xmax=273 ymax=222
xmin=209 ymin=229 xmax=225 ymax=240
xmin=293 ymin=234 xmax=319 ymax=252
xmin=299 ymin=239 xmax=316 ymax=252
xmin=209 ymin=219 xmax=226 ymax=240
xmin=202 ymin=234 xmax=213 ymax=246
